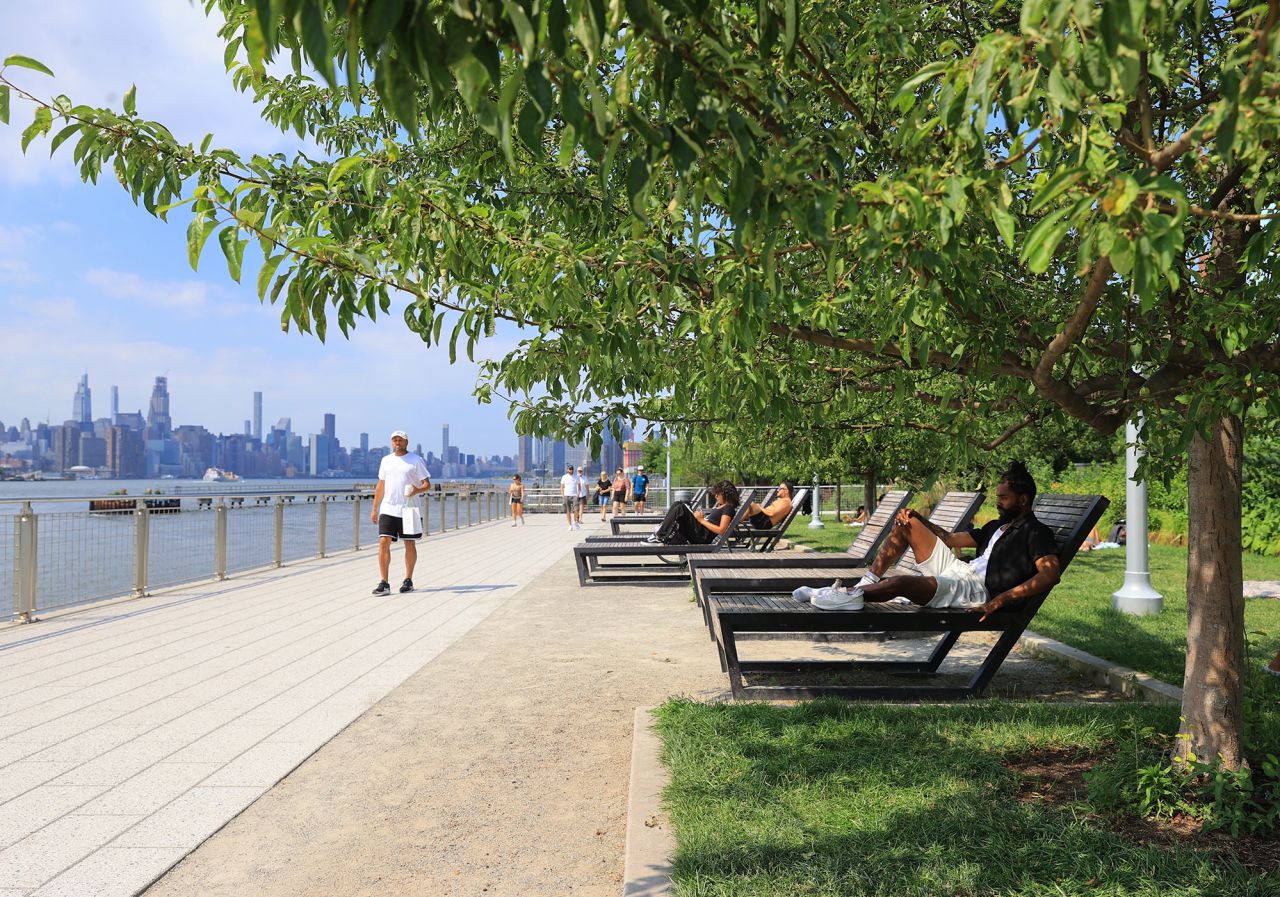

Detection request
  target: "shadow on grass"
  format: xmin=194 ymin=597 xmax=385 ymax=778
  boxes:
xmin=656 ymin=700 xmax=1270 ymax=897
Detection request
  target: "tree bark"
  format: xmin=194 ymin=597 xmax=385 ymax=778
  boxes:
xmin=1177 ymin=413 xmax=1245 ymax=769
xmin=863 ymin=469 xmax=878 ymax=517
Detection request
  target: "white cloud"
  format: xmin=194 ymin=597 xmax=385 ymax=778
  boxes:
xmin=82 ymin=268 xmax=242 ymax=315
xmin=0 ymin=1 xmax=308 ymax=186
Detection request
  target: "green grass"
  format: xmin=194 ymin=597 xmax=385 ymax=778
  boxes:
xmin=655 ymin=700 xmax=1274 ymax=897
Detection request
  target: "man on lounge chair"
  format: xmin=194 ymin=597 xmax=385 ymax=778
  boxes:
xmin=746 ymin=482 xmax=794 ymax=529
xmin=812 ymin=461 xmax=1060 ymax=619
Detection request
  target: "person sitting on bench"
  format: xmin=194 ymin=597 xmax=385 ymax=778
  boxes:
xmin=812 ymin=461 xmax=1060 ymax=618
xmin=746 ymin=482 xmax=794 ymax=529
xmin=645 ymin=481 xmax=740 ymax=544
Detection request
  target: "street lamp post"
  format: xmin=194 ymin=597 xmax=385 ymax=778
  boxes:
xmin=1112 ymin=417 xmax=1164 ymax=615
xmin=808 ymin=472 xmax=825 ymax=529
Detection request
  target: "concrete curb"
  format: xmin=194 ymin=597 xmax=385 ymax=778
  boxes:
xmin=622 ymin=707 xmax=674 ymax=897
xmin=1019 ymin=630 xmax=1183 ymax=704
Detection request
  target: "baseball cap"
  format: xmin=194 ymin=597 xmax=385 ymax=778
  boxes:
xmin=637 ymin=465 xmax=644 ymax=470
xmin=390 ymin=430 xmax=408 ymax=440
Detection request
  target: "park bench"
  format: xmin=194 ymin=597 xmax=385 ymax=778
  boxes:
xmin=573 ymin=489 xmax=759 ymax=586
xmin=708 ymin=493 xmax=1108 ymax=700
xmin=691 ymin=491 xmax=984 ymax=633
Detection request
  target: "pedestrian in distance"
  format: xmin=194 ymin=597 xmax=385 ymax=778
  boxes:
xmin=560 ymin=463 xmax=580 ymax=531
xmin=575 ymin=465 xmax=588 ymax=526
xmin=611 ymin=467 xmax=628 ymax=519
xmin=508 ymin=474 xmax=526 ymax=526
xmin=370 ymin=430 xmax=430 ymax=596
xmin=631 ymin=465 xmax=650 ymax=514
xmin=596 ymin=470 xmax=611 ymax=521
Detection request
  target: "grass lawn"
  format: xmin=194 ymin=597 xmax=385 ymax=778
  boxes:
xmin=784 ymin=520 xmax=1280 ymax=690
xmin=655 ymin=699 xmax=1274 ymax=897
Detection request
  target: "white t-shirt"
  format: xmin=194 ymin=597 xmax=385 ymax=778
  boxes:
xmin=378 ymin=452 xmax=430 ymax=518
xmin=560 ymin=472 xmax=577 ymax=497
xmin=968 ymin=524 xmax=1005 ymax=580
xmin=576 ymin=474 xmax=587 ymax=497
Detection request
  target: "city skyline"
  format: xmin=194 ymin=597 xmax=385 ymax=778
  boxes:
xmin=0 ymin=4 xmax=527 ymax=461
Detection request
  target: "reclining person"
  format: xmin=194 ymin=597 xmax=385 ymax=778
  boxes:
xmin=746 ymin=482 xmax=794 ymax=529
xmin=812 ymin=462 xmax=1060 ymax=618
xmin=645 ymin=481 xmax=740 ymax=545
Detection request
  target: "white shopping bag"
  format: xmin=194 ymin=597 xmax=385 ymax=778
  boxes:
xmin=402 ymin=505 xmax=423 ymax=537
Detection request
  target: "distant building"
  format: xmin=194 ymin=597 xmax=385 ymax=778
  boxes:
xmin=72 ymin=373 xmax=92 ymax=430
xmin=147 ymin=377 xmax=172 ymax=439
xmin=52 ymin=425 xmax=80 ymax=471
xmin=517 ymin=434 xmax=533 ymax=473
xmin=78 ymin=433 xmax=106 ymax=469
xmin=111 ymin=385 xmax=119 ymax=423
xmin=105 ymin=426 xmax=145 ymax=477
xmin=253 ymin=392 xmax=263 ymax=441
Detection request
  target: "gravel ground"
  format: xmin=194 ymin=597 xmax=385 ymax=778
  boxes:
xmin=142 ymin=555 xmax=1126 ymax=897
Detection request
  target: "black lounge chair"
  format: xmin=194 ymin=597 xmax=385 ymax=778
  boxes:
xmin=723 ymin=487 xmax=811 ymax=552
xmin=608 ymin=487 xmax=709 ymax=534
xmin=691 ymin=491 xmax=984 ymax=622
xmin=573 ymin=489 xmax=759 ymax=586
xmin=587 ymin=487 xmax=777 ymax=544
xmin=708 ymin=493 xmax=1109 ymax=700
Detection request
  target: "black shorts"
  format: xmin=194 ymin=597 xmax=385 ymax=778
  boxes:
xmin=612 ymin=491 xmax=627 ymax=502
xmin=633 ymin=494 xmax=647 ymax=503
xmin=749 ymin=511 xmax=772 ymax=529
xmin=378 ymin=514 xmax=420 ymax=542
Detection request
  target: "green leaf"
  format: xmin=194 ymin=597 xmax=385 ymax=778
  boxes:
xmin=627 ymin=156 xmax=652 ymax=218
xmin=1020 ymin=207 xmax=1071 ymax=273
xmin=123 ymin=84 xmax=136 ymax=116
xmin=257 ymin=253 xmax=287 ymax=301
xmin=327 ymin=154 xmax=363 ymax=189
xmin=0 ymin=85 xmax=9 ymax=125
xmin=361 ymin=0 xmax=405 ymax=48
xmin=219 ymin=226 xmax=247 ymax=283
xmin=186 ymin=216 xmax=216 ymax=271
xmin=991 ymin=206 xmax=1016 ymax=249
xmin=3 ymin=55 xmax=55 ymax=77
xmin=782 ymin=0 xmax=798 ymax=60
xmin=48 ymin=122 xmax=82 ymax=156
xmin=20 ymin=106 xmax=51 ymax=153
xmin=501 ymin=0 xmax=536 ymax=57
xmin=298 ymin=0 xmax=337 ymax=87
xmin=1029 ymin=168 xmax=1083 ymax=213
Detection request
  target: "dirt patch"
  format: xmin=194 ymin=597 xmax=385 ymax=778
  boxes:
xmin=1003 ymin=746 xmax=1280 ymax=876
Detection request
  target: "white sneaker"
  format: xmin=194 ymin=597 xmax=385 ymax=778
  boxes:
xmin=812 ymin=587 xmax=865 ymax=611
xmin=792 ymin=586 xmax=817 ymax=602
xmin=567 ymin=525 xmax=575 ymax=532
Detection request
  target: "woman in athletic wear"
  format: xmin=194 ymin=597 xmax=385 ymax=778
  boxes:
xmin=611 ymin=467 xmax=629 ymax=518
xmin=508 ymin=474 xmax=526 ymax=526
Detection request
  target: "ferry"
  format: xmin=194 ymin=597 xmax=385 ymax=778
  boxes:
xmin=203 ymin=467 xmax=242 ymax=482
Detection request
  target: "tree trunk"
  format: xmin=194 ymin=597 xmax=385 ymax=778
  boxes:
xmin=1177 ymin=413 xmax=1245 ymax=769
xmin=863 ymin=469 xmax=877 ymax=517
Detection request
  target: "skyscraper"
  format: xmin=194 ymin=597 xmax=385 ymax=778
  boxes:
xmin=253 ymin=391 xmax=262 ymax=441
xmin=147 ymin=376 xmax=171 ymax=439
xmin=110 ymin=385 xmax=119 ymax=424
xmin=322 ymin=413 xmax=335 ymax=440
xmin=517 ymin=434 xmax=533 ymax=473
xmin=442 ymin=423 xmax=450 ymax=462
xmin=72 ymin=373 xmax=91 ymax=429
xmin=360 ymin=433 xmax=369 ymax=453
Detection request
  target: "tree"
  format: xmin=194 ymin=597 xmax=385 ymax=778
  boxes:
xmin=4 ymin=0 xmax=1278 ymax=767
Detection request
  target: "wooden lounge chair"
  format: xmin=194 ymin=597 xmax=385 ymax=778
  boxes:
xmin=723 ymin=487 xmax=811 ymax=552
xmin=589 ymin=487 xmax=776 ymax=543
xmin=692 ymin=491 xmax=984 ymax=633
xmin=708 ymin=493 xmax=1109 ymax=700
xmin=573 ymin=489 xmax=759 ymax=586
xmin=686 ymin=489 xmax=914 ymax=574
xmin=608 ymin=487 xmax=709 ymax=534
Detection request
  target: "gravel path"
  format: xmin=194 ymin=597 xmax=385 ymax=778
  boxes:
xmin=141 ymin=553 xmax=1124 ymax=897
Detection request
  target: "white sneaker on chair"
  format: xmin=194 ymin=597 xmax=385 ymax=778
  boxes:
xmin=812 ymin=587 xmax=865 ymax=611
xmin=792 ymin=586 xmax=817 ymax=602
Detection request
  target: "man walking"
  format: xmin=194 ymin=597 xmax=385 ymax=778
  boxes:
xmin=631 ymin=465 xmax=650 ymax=514
xmin=370 ymin=430 xmax=430 ymax=595
xmin=560 ymin=463 xmax=579 ymax=531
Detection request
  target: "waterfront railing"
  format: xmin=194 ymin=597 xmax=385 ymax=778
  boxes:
xmin=2 ymin=486 xmax=509 ymax=622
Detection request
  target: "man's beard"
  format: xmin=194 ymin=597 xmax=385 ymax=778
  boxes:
xmin=997 ymin=505 xmax=1019 ymax=524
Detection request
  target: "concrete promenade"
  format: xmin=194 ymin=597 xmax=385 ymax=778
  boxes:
xmin=0 ymin=515 xmax=572 ymax=896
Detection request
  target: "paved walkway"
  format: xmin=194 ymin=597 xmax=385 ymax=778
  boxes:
xmin=0 ymin=515 xmax=571 ymax=897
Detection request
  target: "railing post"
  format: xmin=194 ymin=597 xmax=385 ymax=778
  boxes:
xmin=353 ymin=494 xmax=362 ymax=550
xmin=454 ymin=492 xmax=460 ymax=530
xmin=318 ymin=496 xmax=329 ymax=558
xmin=274 ymin=497 xmax=285 ymax=567
xmin=421 ymin=493 xmax=430 ymax=536
xmin=467 ymin=491 xmax=473 ymax=527
xmin=133 ymin=498 xmax=150 ymax=597
xmin=439 ymin=491 xmax=447 ymax=532
xmin=214 ymin=498 xmax=228 ymax=580
xmin=14 ymin=502 xmax=37 ymax=622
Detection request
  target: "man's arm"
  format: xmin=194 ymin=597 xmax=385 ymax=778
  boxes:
xmin=975 ymin=555 xmax=1062 ymax=620
xmin=371 ymin=480 xmax=384 ymax=523
xmin=900 ymin=509 xmax=978 ymax=550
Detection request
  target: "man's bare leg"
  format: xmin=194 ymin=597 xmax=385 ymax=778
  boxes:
xmin=378 ymin=537 xmax=392 ymax=582
xmin=403 ymin=539 xmax=417 ymax=580
xmin=868 ymin=515 xmax=942 ymax=577
xmin=860 ymin=574 xmax=939 ymax=605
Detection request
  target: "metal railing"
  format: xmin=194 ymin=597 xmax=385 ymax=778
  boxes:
xmin=2 ymin=486 xmax=508 ymax=622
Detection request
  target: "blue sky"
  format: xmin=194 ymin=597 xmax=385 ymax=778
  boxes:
xmin=0 ymin=2 xmax=522 ymax=456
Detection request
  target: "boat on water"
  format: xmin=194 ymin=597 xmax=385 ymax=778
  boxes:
xmin=203 ymin=467 xmax=242 ymax=482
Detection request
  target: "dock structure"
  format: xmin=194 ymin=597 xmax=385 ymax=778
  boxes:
xmin=0 ymin=516 xmax=574 ymax=897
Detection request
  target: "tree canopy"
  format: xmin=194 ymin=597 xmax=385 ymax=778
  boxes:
xmin=4 ymin=0 xmax=1278 ymax=765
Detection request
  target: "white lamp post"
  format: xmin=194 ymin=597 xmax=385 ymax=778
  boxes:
xmin=1112 ymin=416 xmax=1164 ymax=615
xmin=808 ymin=472 xmax=824 ymax=529
xmin=665 ymin=428 xmax=672 ymax=510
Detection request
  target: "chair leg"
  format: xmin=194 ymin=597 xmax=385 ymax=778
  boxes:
xmin=967 ymin=626 xmax=1026 ymax=696
xmin=924 ymin=630 xmax=962 ymax=672
xmin=721 ymin=620 xmax=743 ymax=693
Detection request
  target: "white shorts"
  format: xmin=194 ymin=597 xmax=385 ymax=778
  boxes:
xmin=915 ymin=543 xmax=990 ymax=609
